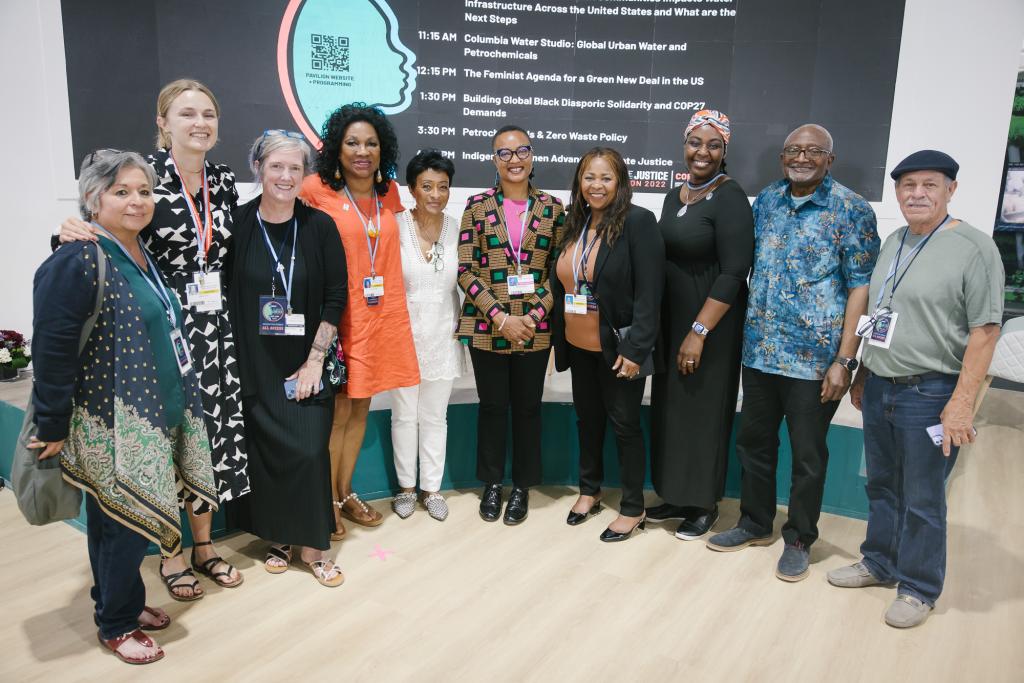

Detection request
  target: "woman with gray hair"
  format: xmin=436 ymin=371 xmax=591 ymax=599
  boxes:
xmin=30 ymin=149 xmax=219 ymax=664
xmin=225 ymin=130 xmax=348 ymax=586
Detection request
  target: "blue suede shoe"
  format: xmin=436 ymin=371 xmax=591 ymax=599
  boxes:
xmin=776 ymin=542 xmax=810 ymax=582
xmin=706 ymin=526 xmax=773 ymax=552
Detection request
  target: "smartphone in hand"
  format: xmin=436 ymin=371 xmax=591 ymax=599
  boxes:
xmin=284 ymin=377 xmax=324 ymax=400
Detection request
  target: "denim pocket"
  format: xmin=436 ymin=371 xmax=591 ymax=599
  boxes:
xmin=912 ymin=382 xmax=955 ymax=399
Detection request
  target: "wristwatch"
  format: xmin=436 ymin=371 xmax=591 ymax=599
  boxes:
xmin=691 ymin=321 xmax=710 ymax=337
xmin=834 ymin=356 xmax=859 ymax=372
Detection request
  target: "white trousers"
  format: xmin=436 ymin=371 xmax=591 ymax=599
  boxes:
xmin=390 ymin=378 xmax=454 ymax=491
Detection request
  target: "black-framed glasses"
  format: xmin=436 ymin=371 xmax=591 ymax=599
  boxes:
xmin=429 ymin=242 xmax=445 ymax=272
xmin=80 ymin=148 xmax=121 ymax=170
xmin=782 ymin=146 xmax=832 ymax=160
xmin=494 ymin=145 xmax=532 ymax=162
xmin=261 ymin=129 xmax=306 ymax=142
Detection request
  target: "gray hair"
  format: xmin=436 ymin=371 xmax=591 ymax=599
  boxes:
xmin=784 ymin=124 xmax=835 ymax=154
xmin=78 ymin=150 xmax=158 ymax=220
xmin=248 ymin=131 xmax=314 ymax=182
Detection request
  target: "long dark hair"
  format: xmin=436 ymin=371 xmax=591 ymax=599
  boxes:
xmin=315 ymin=102 xmax=399 ymax=195
xmin=561 ymin=147 xmax=632 ymax=249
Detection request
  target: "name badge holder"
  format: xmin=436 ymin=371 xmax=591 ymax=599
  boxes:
xmin=345 ymin=187 xmax=385 ymax=306
xmin=92 ymin=223 xmax=192 ymax=375
xmin=565 ymin=217 xmax=599 ymax=315
xmin=505 ymin=203 xmax=537 ymax=297
xmin=863 ymin=215 xmax=949 ymax=350
xmin=171 ymin=152 xmax=224 ymax=312
xmin=256 ymin=211 xmax=304 ymax=336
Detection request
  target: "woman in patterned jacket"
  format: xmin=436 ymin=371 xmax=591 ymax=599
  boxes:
xmin=458 ymin=125 xmax=565 ymax=526
xmin=57 ymin=79 xmax=247 ymax=600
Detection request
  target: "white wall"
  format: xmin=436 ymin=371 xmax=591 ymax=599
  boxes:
xmin=2 ymin=0 xmax=1022 ymax=335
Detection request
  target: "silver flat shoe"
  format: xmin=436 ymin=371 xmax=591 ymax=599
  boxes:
xmin=392 ymin=492 xmax=417 ymax=519
xmin=422 ymin=492 xmax=449 ymax=521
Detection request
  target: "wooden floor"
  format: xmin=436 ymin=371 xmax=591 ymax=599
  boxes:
xmin=1 ymin=388 xmax=1022 ymax=682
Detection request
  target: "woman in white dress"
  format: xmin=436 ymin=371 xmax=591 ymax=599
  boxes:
xmin=391 ymin=150 xmax=467 ymax=520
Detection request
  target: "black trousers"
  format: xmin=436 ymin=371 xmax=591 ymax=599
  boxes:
xmin=86 ymin=494 xmax=150 ymax=640
xmin=568 ymin=345 xmax=647 ymax=517
xmin=469 ymin=346 xmax=550 ymax=488
xmin=736 ymin=366 xmax=840 ymax=546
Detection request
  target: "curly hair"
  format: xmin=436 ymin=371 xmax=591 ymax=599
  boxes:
xmin=315 ymin=103 xmax=399 ymax=195
xmin=561 ymin=147 xmax=633 ymax=250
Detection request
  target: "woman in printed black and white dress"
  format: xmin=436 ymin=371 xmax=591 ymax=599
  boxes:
xmin=58 ymin=79 xmax=247 ymax=600
xmin=390 ymin=150 xmax=467 ymax=521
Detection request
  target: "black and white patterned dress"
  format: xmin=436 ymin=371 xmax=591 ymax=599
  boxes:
xmin=144 ymin=148 xmax=249 ymax=505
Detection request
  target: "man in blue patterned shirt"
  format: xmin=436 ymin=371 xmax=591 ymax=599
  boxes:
xmin=707 ymin=124 xmax=879 ymax=582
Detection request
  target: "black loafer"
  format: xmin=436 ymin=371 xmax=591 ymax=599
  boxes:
xmin=503 ymin=487 xmax=529 ymax=525
xmin=479 ymin=484 xmax=502 ymax=522
xmin=566 ymin=501 xmax=602 ymax=526
xmin=644 ymin=502 xmax=689 ymax=523
xmin=675 ymin=505 xmax=719 ymax=540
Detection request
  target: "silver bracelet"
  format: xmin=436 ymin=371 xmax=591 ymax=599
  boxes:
xmin=498 ymin=315 xmax=507 ymax=331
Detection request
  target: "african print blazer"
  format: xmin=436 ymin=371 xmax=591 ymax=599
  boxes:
xmin=457 ymin=185 xmax=565 ymax=353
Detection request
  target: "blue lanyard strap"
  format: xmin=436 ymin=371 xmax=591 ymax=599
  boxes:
xmin=256 ymin=210 xmax=298 ymax=312
xmin=874 ymin=214 xmax=951 ymax=310
xmin=571 ymin=216 xmax=599 ymax=294
xmin=344 ymin=187 xmax=382 ymax=276
xmin=686 ymin=172 xmax=725 ymax=190
xmin=92 ymin=223 xmax=177 ymax=328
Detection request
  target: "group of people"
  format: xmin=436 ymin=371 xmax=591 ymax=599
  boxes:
xmin=26 ymin=77 xmax=1003 ymax=664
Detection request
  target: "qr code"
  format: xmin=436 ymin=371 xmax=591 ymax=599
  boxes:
xmin=311 ymin=33 xmax=349 ymax=72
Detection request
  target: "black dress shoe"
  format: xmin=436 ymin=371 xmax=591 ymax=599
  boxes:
xmin=675 ymin=505 xmax=719 ymax=540
xmin=566 ymin=501 xmax=602 ymax=526
xmin=644 ymin=502 xmax=689 ymax=523
xmin=503 ymin=487 xmax=529 ymax=525
xmin=599 ymin=516 xmax=646 ymax=542
xmin=479 ymin=484 xmax=502 ymax=522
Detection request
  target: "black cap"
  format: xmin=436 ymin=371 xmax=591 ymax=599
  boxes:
xmin=890 ymin=150 xmax=959 ymax=181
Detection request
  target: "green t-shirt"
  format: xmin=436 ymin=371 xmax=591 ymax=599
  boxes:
xmin=862 ymin=220 xmax=1004 ymax=377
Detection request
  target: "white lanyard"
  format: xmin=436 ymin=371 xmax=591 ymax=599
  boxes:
xmin=256 ymin=210 xmax=298 ymax=312
xmin=344 ymin=187 xmax=382 ymax=277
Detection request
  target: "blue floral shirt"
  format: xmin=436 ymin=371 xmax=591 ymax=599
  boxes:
xmin=742 ymin=175 xmax=879 ymax=380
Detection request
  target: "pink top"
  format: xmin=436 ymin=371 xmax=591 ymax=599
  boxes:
xmin=503 ymin=198 xmax=528 ymax=258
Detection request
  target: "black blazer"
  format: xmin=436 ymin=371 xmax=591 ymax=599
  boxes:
xmin=551 ymin=204 xmax=665 ymax=372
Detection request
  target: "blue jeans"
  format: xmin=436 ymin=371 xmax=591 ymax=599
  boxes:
xmin=860 ymin=372 xmax=960 ymax=606
xmin=86 ymin=495 xmax=150 ymax=639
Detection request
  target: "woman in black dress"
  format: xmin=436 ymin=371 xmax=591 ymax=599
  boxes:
xmin=648 ymin=110 xmax=754 ymax=540
xmin=227 ymin=131 xmax=347 ymax=587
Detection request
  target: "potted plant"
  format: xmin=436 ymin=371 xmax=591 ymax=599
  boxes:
xmin=0 ymin=329 xmax=31 ymax=380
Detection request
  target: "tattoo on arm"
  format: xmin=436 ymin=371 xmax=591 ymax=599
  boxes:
xmin=306 ymin=321 xmax=337 ymax=364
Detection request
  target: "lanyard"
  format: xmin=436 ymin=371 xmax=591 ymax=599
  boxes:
xmin=571 ymin=217 xmax=599 ymax=295
xmin=92 ymin=223 xmax=178 ymax=328
xmin=344 ymin=187 xmax=382 ymax=277
xmin=169 ymin=152 xmax=213 ymax=270
xmin=256 ymin=211 xmax=298 ymax=312
xmin=686 ymin=172 xmax=725 ymax=191
xmin=875 ymin=214 xmax=951 ymax=310
xmin=500 ymin=197 xmax=530 ymax=274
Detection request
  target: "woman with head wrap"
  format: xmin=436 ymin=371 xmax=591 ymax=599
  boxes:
xmin=646 ymin=110 xmax=755 ymax=541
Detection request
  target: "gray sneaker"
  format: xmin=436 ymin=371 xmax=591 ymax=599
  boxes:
xmin=392 ymin=492 xmax=417 ymax=519
xmin=884 ymin=594 xmax=932 ymax=628
xmin=775 ymin=542 xmax=809 ymax=582
xmin=706 ymin=526 xmax=773 ymax=552
xmin=827 ymin=561 xmax=885 ymax=588
xmin=422 ymin=493 xmax=449 ymax=522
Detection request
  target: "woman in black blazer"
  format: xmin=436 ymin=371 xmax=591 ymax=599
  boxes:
xmin=551 ymin=147 xmax=665 ymax=542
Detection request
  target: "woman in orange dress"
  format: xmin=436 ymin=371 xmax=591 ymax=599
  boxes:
xmin=300 ymin=104 xmax=419 ymax=537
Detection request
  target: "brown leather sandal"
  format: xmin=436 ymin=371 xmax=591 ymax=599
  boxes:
xmin=331 ymin=501 xmax=347 ymax=540
xmin=138 ymin=606 xmax=170 ymax=631
xmin=339 ymin=492 xmax=383 ymax=527
xmin=98 ymin=629 xmax=165 ymax=665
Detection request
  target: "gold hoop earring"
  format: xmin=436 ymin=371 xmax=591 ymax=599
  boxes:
xmin=375 ymin=169 xmax=383 ymax=184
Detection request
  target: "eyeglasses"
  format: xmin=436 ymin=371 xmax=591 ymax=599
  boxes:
xmin=685 ymin=139 xmax=725 ymax=153
xmin=494 ymin=145 xmax=532 ymax=162
xmin=782 ymin=146 xmax=832 ymax=160
xmin=81 ymin=148 xmax=121 ymax=170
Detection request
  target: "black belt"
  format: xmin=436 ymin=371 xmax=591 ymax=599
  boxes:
xmin=870 ymin=370 xmax=956 ymax=386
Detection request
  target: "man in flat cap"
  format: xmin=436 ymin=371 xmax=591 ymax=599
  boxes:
xmin=707 ymin=124 xmax=879 ymax=582
xmin=828 ymin=150 xmax=1004 ymax=628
